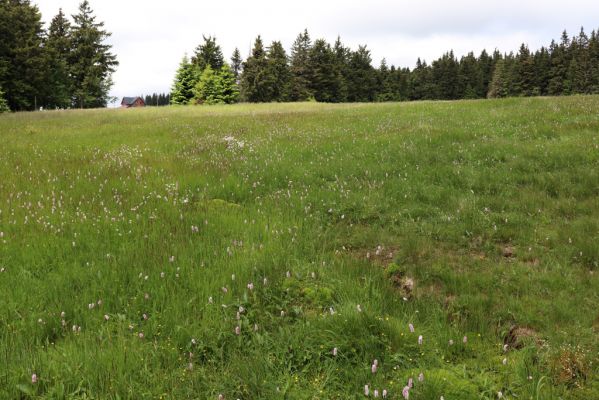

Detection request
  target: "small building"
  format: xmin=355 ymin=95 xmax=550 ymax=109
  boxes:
xmin=121 ymin=96 xmax=145 ymax=108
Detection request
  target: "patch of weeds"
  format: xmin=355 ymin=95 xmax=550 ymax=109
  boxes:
xmin=550 ymin=344 xmax=592 ymax=388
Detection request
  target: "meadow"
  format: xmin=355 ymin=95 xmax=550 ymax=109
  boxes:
xmin=0 ymin=97 xmax=598 ymax=399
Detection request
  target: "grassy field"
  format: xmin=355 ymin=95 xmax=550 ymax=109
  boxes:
xmin=0 ymin=97 xmax=598 ymax=399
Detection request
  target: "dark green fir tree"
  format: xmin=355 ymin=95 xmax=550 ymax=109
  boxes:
xmin=266 ymin=41 xmax=291 ymax=101
xmin=69 ymin=0 xmax=118 ymax=108
xmin=0 ymin=0 xmax=46 ymax=110
xmin=45 ymin=8 xmax=72 ymax=109
xmin=288 ymin=29 xmax=313 ymax=101
xmin=240 ymin=36 xmax=271 ymax=102
xmin=308 ymin=39 xmax=343 ymax=102
xmin=192 ymin=35 xmax=224 ymax=72
xmin=231 ymin=47 xmax=242 ymax=80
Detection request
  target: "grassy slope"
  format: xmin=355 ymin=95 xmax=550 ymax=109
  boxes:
xmin=0 ymin=97 xmax=598 ymax=399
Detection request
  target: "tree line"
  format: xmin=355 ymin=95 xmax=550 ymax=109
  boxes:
xmin=3 ymin=1 xmax=598 ymax=112
xmin=142 ymin=93 xmax=171 ymax=107
xmin=172 ymin=28 xmax=599 ymax=105
xmin=0 ymin=0 xmax=117 ymax=112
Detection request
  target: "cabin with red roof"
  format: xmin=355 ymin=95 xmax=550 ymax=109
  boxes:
xmin=121 ymin=97 xmax=145 ymax=108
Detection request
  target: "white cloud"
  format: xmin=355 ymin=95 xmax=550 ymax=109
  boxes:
xmin=35 ymin=0 xmax=599 ymax=105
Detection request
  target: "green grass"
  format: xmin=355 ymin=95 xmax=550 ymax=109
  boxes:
xmin=0 ymin=97 xmax=598 ymax=399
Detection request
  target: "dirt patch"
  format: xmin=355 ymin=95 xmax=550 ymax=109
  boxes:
xmin=504 ymin=325 xmax=541 ymax=350
xmin=444 ymin=294 xmax=457 ymax=309
xmin=386 ymin=264 xmax=415 ymax=299
xmin=524 ymin=258 xmax=540 ymax=267
xmin=502 ymin=245 xmax=515 ymax=258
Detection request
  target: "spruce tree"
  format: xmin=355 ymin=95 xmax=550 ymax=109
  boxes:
xmin=409 ymin=58 xmax=433 ymax=100
xmin=194 ymin=64 xmax=238 ymax=105
xmin=590 ymin=30 xmax=599 ymax=93
xmin=218 ymin=64 xmax=239 ymax=104
xmin=240 ymin=36 xmax=271 ymax=102
xmin=458 ymin=52 xmax=483 ymax=99
xmin=266 ymin=41 xmax=291 ymax=101
xmin=69 ymin=1 xmax=118 ymax=108
xmin=513 ymin=44 xmax=536 ymax=96
xmin=568 ymin=28 xmax=592 ymax=94
xmin=288 ymin=29 xmax=313 ymax=101
xmin=534 ymin=47 xmax=552 ymax=95
xmin=398 ymin=67 xmax=411 ymax=100
xmin=45 ymin=8 xmax=72 ymax=109
xmin=548 ymin=32 xmax=571 ymax=95
xmin=0 ymin=0 xmax=46 ymax=110
xmin=432 ymin=51 xmax=459 ymax=99
xmin=192 ymin=36 xmax=224 ymax=72
xmin=478 ymin=49 xmax=495 ymax=97
xmin=376 ymin=59 xmax=395 ymax=101
xmin=332 ymin=37 xmax=349 ymax=102
xmin=194 ymin=65 xmax=220 ymax=104
xmin=487 ymin=57 xmax=513 ymax=98
xmin=231 ymin=48 xmax=242 ymax=80
xmin=170 ymin=55 xmax=198 ymax=105
xmin=307 ymin=39 xmax=342 ymax=102
xmin=346 ymin=45 xmax=377 ymax=102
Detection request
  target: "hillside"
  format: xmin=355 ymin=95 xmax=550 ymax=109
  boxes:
xmin=0 ymin=98 xmax=598 ymax=399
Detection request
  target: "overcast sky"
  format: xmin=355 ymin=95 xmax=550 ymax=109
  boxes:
xmin=36 ymin=0 xmax=599 ymax=105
